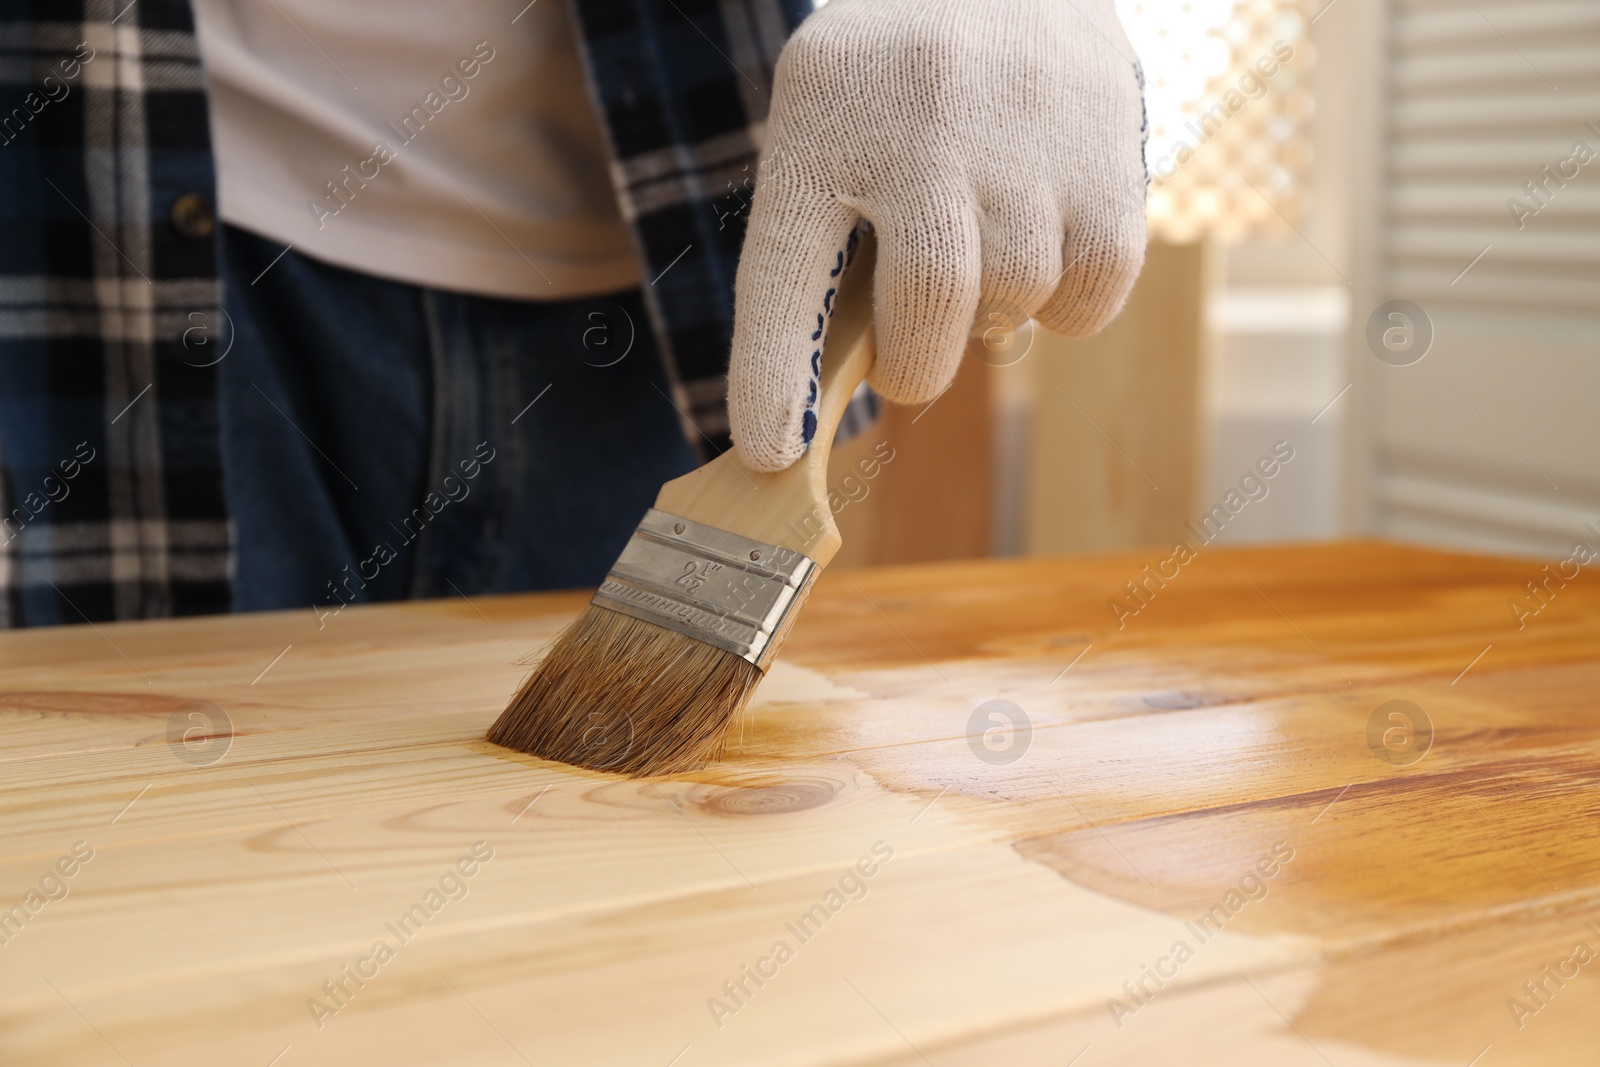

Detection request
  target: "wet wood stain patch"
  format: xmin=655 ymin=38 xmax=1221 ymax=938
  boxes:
xmin=4 ymin=541 xmax=1598 ymax=1065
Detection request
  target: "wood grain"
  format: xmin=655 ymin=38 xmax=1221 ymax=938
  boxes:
xmin=2 ymin=540 xmax=1597 ymax=1065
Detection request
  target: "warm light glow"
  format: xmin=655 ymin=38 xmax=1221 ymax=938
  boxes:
xmin=1117 ymin=0 xmax=1312 ymax=241
xmin=1117 ymin=1 xmax=1237 ymax=150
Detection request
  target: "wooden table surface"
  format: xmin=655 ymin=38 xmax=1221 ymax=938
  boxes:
xmin=3 ymin=540 xmax=1597 ymax=1066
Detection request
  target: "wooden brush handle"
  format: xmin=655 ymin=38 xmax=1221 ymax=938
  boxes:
xmin=654 ymin=231 xmax=878 ymax=566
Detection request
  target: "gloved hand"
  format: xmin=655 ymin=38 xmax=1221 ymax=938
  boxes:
xmin=727 ymin=0 xmax=1149 ymax=472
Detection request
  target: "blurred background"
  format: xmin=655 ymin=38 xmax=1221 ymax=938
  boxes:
xmin=829 ymin=0 xmax=1600 ymax=568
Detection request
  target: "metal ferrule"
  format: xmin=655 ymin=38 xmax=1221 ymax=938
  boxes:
xmin=590 ymin=509 xmax=819 ymax=670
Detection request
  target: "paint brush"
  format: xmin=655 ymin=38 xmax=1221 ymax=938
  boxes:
xmin=486 ymin=231 xmax=878 ymax=775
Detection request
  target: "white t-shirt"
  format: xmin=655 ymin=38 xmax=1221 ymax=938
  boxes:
xmin=192 ymin=1 xmax=639 ymax=300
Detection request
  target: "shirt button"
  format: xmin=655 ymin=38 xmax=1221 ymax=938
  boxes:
xmin=170 ymin=193 xmax=216 ymax=239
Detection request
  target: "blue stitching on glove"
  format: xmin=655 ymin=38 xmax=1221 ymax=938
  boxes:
xmin=1134 ymin=59 xmax=1150 ymax=187
xmin=800 ymin=344 xmax=823 ymax=446
xmin=800 ymin=223 xmax=871 ymax=449
xmin=799 ymin=249 xmax=848 ymax=446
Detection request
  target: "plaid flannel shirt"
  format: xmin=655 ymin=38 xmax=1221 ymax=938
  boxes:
xmin=0 ymin=0 xmax=866 ymax=627
xmin=1 ymin=0 xmax=230 ymax=626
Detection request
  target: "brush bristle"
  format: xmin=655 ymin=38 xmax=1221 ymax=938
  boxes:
xmin=486 ymin=604 xmax=765 ymax=776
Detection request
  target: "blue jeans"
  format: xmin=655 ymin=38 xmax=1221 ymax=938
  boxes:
xmin=218 ymin=224 xmax=698 ymax=613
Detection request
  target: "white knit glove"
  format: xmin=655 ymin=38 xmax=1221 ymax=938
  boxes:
xmin=728 ymin=0 xmax=1149 ymax=472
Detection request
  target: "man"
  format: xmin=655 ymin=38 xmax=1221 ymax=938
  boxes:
xmin=0 ymin=0 xmax=1146 ymax=626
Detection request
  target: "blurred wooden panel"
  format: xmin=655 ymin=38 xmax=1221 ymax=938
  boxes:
xmin=830 ymin=356 xmax=992 ymax=567
xmin=1024 ymin=238 xmax=1210 ymax=554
